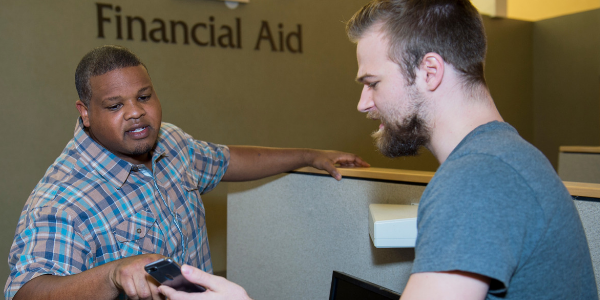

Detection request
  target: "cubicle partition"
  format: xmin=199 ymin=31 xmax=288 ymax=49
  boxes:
xmin=558 ymin=146 xmax=600 ymax=183
xmin=558 ymin=146 xmax=600 ymax=296
xmin=227 ymin=167 xmax=431 ymax=299
xmin=227 ymin=167 xmax=600 ymax=299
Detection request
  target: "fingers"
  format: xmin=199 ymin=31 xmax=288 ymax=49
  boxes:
xmin=158 ymin=285 xmax=205 ymax=300
xmin=336 ymin=154 xmax=370 ymax=168
xmin=352 ymin=156 xmax=370 ymax=167
xmin=148 ymin=280 xmax=163 ymax=300
xmin=321 ymin=163 xmax=342 ymax=181
xmin=158 ymin=285 xmax=186 ymax=300
xmin=160 ymin=265 xmax=252 ymax=300
xmin=122 ymin=272 xmax=157 ymax=300
xmin=120 ymin=276 xmax=139 ymax=300
xmin=113 ymin=254 xmax=165 ymax=300
xmin=157 ymin=285 xmax=174 ymax=298
xmin=324 ymin=151 xmax=369 ymax=167
xmin=326 ymin=153 xmax=370 ymax=179
xmin=158 ymin=266 xmax=209 ymax=300
xmin=310 ymin=151 xmax=370 ymax=180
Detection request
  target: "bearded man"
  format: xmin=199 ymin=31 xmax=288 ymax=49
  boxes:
xmin=346 ymin=0 xmax=597 ymax=299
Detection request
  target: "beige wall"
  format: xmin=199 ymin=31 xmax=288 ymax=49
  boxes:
xmin=484 ymin=16 xmax=534 ymax=142
xmin=533 ymin=9 xmax=600 ymax=168
xmin=0 ymin=0 xmax=542 ymax=283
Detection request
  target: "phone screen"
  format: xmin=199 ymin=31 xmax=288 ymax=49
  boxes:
xmin=145 ymin=258 xmax=207 ymax=293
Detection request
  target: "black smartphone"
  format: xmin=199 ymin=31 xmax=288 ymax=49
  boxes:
xmin=144 ymin=258 xmax=207 ymax=293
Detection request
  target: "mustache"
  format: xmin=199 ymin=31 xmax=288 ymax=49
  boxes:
xmin=367 ymin=111 xmax=381 ymax=120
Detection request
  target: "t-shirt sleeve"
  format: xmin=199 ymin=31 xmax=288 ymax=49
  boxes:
xmin=5 ymin=206 xmax=93 ymax=300
xmin=190 ymin=140 xmax=230 ymax=194
xmin=412 ymin=154 xmax=543 ymax=294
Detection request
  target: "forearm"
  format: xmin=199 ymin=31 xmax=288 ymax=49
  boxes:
xmin=222 ymin=146 xmax=314 ymax=181
xmin=14 ymin=263 xmax=118 ymax=300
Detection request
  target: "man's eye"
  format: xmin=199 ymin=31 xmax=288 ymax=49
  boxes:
xmin=368 ymin=82 xmax=379 ymax=88
xmin=139 ymin=95 xmax=151 ymax=101
xmin=107 ymin=104 xmax=122 ymax=111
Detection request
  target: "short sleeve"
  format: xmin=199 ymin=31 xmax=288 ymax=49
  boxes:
xmin=190 ymin=140 xmax=230 ymax=194
xmin=412 ymin=154 xmax=544 ymax=294
xmin=5 ymin=206 xmax=93 ymax=300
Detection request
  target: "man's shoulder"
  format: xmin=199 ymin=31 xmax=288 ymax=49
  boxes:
xmin=428 ymin=121 xmax=570 ymax=217
xmin=40 ymin=142 xmax=86 ymax=185
xmin=159 ymin=122 xmax=184 ymax=134
xmin=427 ymin=152 xmax=537 ymax=205
xmin=29 ymin=141 xmax=102 ymax=212
xmin=158 ymin=122 xmax=192 ymax=140
xmin=157 ymin=122 xmax=196 ymax=151
xmin=426 ymin=123 xmax=554 ymax=207
xmin=454 ymin=122 xmax=538 ymax=158
xmin=156 ymin=122 xmax=228 ymax=157
xmin=449 ymin=122 xmax=554 ymax=179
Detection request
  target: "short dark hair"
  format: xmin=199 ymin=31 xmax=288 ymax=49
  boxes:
xmin=346 ymin=0 xmax=487 ymax=88
xmin=75 ymin=45 xmax=147 ymax=106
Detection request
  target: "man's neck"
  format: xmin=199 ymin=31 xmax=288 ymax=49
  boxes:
xmin=427 ymin=91 xmax=503 ymax=164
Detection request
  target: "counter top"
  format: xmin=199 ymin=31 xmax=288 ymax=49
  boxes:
xmin=292 ymin=167 xmax=434 ymax=184
xmin=292 ymin=167 xmax=600 ymax=199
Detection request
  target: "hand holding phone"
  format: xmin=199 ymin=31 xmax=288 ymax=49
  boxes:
xmin=145 ymin=258 xmax=207 ymax=293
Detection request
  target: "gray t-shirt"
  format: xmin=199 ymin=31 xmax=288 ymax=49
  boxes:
xmin=412 ymin=121 xmax=597 ymax=299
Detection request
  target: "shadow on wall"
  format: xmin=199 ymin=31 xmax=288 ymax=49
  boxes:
xmin=371 ymin=245 xmax=415 ymax=266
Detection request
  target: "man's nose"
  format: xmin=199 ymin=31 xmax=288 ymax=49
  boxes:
xmin=357 ymin=85 xmax=374 ymax=113
xmin=124 ymin=101 xmax=145 ymax=120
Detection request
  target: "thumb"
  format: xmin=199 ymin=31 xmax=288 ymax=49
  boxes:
xmin=158 ymin=285 xmax=180 ymax=299
xmin=181 ymin=264 xmax=213 ymax=288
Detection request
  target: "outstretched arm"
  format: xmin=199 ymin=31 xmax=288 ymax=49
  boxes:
xmin=221 ymin=146 xmax=369 ymax=181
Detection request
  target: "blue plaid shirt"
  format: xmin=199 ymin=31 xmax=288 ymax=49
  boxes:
xmin=5 ymin=119 xmax=229 ymax=299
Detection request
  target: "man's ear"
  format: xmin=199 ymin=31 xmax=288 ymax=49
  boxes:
xmin=76 ymin=100 xmax=91 ymax=127
xmin=420 ymin=52 xmax=444 ymax=91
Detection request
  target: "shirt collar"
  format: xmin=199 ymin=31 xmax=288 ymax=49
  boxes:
xmin=72 ymin=118 xmax=166 ymax=189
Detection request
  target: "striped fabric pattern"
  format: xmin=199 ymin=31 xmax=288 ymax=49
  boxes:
xmin=5 ymin=119 xmax=229 ymax=299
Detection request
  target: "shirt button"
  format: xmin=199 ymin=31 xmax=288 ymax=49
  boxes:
xmin=137 ymin=228 xmax=142 ymax=233
xmin=131 ymin=166 xmax=139 ymax=172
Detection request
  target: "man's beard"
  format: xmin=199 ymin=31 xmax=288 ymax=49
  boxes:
xmin=131 ymin=143 xmax=154 ymax=157
xmin=371 ymin=112 xmax=431 ymax=158
xmin=367 ymin=90 xmax=431 ymax=158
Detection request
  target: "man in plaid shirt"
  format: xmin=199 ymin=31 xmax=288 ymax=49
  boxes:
xmin=5 ymin=45 xmax=369 ymax=300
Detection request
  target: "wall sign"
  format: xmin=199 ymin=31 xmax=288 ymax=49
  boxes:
xmin=95 ymin=3 xmax=303 ymax=53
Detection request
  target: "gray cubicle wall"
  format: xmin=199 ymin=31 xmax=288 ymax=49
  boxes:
xmin=573 ymin=197 xmax=600 ymax=297
xmin=558 ymin=152 xmax=600 ymax=184
xmin=228 ymin=172 xmax=600 ymax=299
xmin=558 ymin=151 xmax=600 ymax=296
xmin=227 ymin=172 xmax=427 ymax=299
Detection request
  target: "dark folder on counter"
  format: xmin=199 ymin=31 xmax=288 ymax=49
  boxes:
xmin=329 ymin=271 xmax=401 ymax=300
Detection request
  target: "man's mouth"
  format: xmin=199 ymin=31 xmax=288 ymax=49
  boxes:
xmin=129 ymin=127 xmax=147 ymax=133
xmin=125 ymin=126 xmax=151 ymax=140
xmin=366 ymin=111 xmax=385 ymax=131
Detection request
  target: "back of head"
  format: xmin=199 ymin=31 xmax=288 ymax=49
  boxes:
xmin=347 ymin=0 xmax=487 ymax=89
xmin=75 ymin=45 xmax=147 ymax=106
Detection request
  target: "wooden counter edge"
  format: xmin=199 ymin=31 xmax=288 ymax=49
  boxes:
xmin=292 ymin=167 xmax=600 ymax=198
xmin=560 ymin=146 xmax=600 ymax=154
xmin=292 ymin=167 xmax=434 ymax=184
xmin=564 ymin=181 xmax=600 ymax=198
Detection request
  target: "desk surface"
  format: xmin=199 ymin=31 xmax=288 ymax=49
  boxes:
xmin=293 ymin=167 xmax=600 ymax=199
